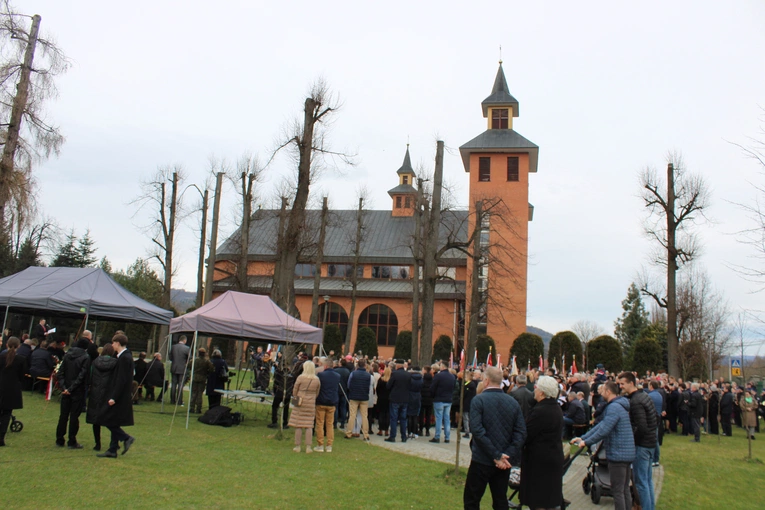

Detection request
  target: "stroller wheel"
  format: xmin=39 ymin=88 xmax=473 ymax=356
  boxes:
xmin=10 ymin=420 xmax=23 ymax=433
xmin=591 ymin=483 xmax=601 ymax=504
xmin=582 ymin=474 xmax=591 ymax=495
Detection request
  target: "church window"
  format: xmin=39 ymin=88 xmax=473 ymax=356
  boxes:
xmin=403 ymin=175 xmax=409 ymax=185
xmin=491 ymin=108 xmax=509 ymax=129
xmin=479 ymin=157 xmax=491 ymax=182
xmin=404 ymin=196 xmax=411 ymax=208
xmin=395 ymin=196 xmax=402 ymax=208
xmin=507 ymin=157 xmax=519 ymax=182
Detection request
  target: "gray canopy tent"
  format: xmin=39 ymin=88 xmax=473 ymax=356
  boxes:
xmin=0 ymin=266 xmax=174 ymax=334
xmin=169 ymin=290 xmax=323 ymax=428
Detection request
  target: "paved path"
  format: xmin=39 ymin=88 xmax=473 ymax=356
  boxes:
xmin=365 ymin=431 xmax=664 ymax=508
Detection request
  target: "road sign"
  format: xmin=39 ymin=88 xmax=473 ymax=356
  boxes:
xmin=732 ymin=367 xmax=742 ymax=377
xmin=731 ymin=359 xmax=742 ymax=368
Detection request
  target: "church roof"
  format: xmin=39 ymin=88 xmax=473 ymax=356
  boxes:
xmin=387 ymin=183 xmax=417 ymax=197
xmin=481 ymin=63 xmax=520 ymax=118
xmin=216 ymin=209 xmax=469 ymax=264
xmin=396 ymin=146 xmax=415 ymax=175
xmin=459 ymin=129 xmax=539 ymax=173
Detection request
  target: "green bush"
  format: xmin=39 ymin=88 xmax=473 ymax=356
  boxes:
xmin=354 ymin=327 xmax=378 ymax=358
xmin=432 ymin=334 xmax=452 ymax=363
xmin=510 ymin=332 xmax=544 ymax=370
xmin=477 ymin=334 xmax=497 ymax=366
xmin=322 ymin=324 xmax=343 ymax=357
xmin=547 ymin=331 xmax=583 ymax=372
xmin=630 ymin=335 xmax=663 ymax=376
xmin=587 ymin=335 xmax=623 ymax=373
xmin=393 ymin=330 xmax=413 ymax=361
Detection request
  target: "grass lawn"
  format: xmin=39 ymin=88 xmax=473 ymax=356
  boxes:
xmin=0 ymin=389 xmax=468 ymax=509
xmin=658 ymin=425 xmax=764 ymax=510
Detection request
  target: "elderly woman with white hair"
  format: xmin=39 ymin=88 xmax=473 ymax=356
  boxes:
xmin=519 ymin=375 xmax=564 ymax=510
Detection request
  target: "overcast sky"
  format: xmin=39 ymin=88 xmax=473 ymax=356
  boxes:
xmin=20 ymin=1 xmax=765 ymax=352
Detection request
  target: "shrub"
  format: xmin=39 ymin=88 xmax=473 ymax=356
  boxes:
xmin=630 ymin=335 xmax=663 ymax=376
xmin=587 ymin=335 xmax=622 ymax=373
xmin=432 ymin=334 xmax=452 ymax=363
xmin=510 ymin=332 xmax=544 ymax=370
xmin=547 ymin=331 xmax=583 ymax=372
xmin=354 ymin=327 xmax=378 ymax=357
xmin=393 ymin=330 xmax=413 ymax=361
xmin=476 ymin=334 xmax=497 ymax=366
xmin=322 ymin=324 xmax=343 ymax=357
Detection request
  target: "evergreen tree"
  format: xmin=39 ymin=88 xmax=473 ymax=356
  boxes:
xmin=0 ymin=229 xmax=14 ymax=277
xmin=587 ymin=335 xmax=623 ymax=372
xmin=99 ymin=256 xmax=112 ymax=273
xmin=111 ymin=258 xmax=164 ymax=307
xmin=631 ymin=335 xmax=663 ymax=376
xmin=14 ymin=237 xmax=41 ymax=272
xmin=354 ymin=327 xmax=378 ymax=357
xmin=322 ymin=324 xmax=343 ymax=357
xmin=614 ymin=283 xmax=650 ymax=362
xmin=51 ymin=230 xmax=79 ymax=267
xmin=432 ymin=334 xmax=452 ymax=363
xmin=547 ymin=331 xmax=583 ymax=371
xmin=76 ymin=229 xmax=97 ymax=267
xmin=476 ymin=334 xmax=497 ymax=366
xmin=393 ymin=330 xmax=412 ymax=360
xmin=510 ymin=332 xmax=544 ymax=370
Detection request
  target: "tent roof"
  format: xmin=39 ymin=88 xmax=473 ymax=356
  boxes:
xmin=169 ymin=291 xmax=323 ymax=345
xmin=0 ymin=267 xmax=173 ymax=325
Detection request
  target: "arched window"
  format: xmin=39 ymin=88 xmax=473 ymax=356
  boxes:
xmin=357 ymin=304 xmax=398 ymax=346
xmin=318 ymin=302 xmax=349 ymax=340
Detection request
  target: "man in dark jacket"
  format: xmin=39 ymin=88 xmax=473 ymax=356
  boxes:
xmin=31 ymin=319 xmax=48 ymax=342
xmin=82 ymin=330 xmax=99 ymax=361
xmin=678 ymin=383 xmax=691 ymax=435
xmin=429 ymin=362 xmax=456 ymax=444
xmin=29 ymin=343 xmax=55 ymax=391
xmin=345 ymin=359 xmax=372 ymax=441
xmin=419 ymin=366 xmax=434 ymax=436
xmin=134 ymin=352 xmax=148 ymax=403
xmin=509 ymin=374 xmax=535 ymax=420
xmin=386 ymin=359 xmax=411 ymax=442
xmin=97 ymin=333 xmax=135 ymax=458
xmin=461 ymin=370 xmax=479 ymax=439
xmin=55 ymin=338 xmax=92 ymax=449
xmin=144 ymin=353 xmax=165 ymax=401
xmin=315 ymin=358 xmax=340 ymax=452
xmin=562 ymin=391 xmax=587 ymax=438
xmin=463 ymin=367 xmax=526 ymax=510
xmin=618 ymin=372 xmax=657 ymax=510
xmin=169 ymin=336 xmax=190 ymax=405
xmin=334 ymin=357 xmax=351 ymax=429
xmin=688 ymin=383 xmax=704 ymax=442
xmin=719 ymin=384 xmax=734 ymax=436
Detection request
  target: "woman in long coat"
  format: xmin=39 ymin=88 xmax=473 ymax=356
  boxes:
xmin=207 ymin=350 xmax=228 ymax=409
xmin=740 ymin=389 xmax=758 ymax=439
xmin=520 ymin=375 xmax=564 ymax=510
xmin=289 ymin=361 xmax=320 ymax=453
xmin=0 ymin=337 xmax=26 ymax=446
xmin=86 ymin=344 xmax=117 ymax=451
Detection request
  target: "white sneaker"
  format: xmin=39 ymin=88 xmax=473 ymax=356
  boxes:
xmin=293 ymin=446 xmax=301 ymax=453
xmin=326 ymin=446 xmax=332 ymax=453
xmin=314 ymin=445 xmax=324 ymax=452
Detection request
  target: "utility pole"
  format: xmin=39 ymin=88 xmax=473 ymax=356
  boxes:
xmin=0 ymin=14 xmax=41 ymax=223
xmin=195 ymin=187 xmax=209 ymax=308
xmin=203 ymin=172 xmax=224 ymax=304
xmin=410 ymin=177 xmax=423 ymax=362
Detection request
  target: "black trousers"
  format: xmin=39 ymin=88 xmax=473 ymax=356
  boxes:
xmin=463 ymin=461 xmax=510 ymax=510
xmin=691 ymin=417 xmax=701 ymax=441
xmin=92 ymin=424 xmax=101 ymax=447
xmin=709 ymin=413 xmax=719 ymax=435
xmin=56 ymin=395 xmax=85 ymax=446
xmin=106 ymin=425 xmax=130 ymax=454
xmin=171 ymin=373 xmax=184 ymax=404
xmin=419 ymin=404 xmax=433 ymax=433
xmin=721 ymin=412 xmax=732 ymax=436
xmin=0 ymin=409 xmax=12 ymax=442
xmin=208 ymin=393 xmax=222 ymax=410
xmin=271 ymin=392 xmax=290 ymax=426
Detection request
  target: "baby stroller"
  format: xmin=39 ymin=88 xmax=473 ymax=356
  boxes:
xmin=508 ymin=446 xmax=585 ymax=509
xmin=581 ymin=442 xmax=610 ymax=504
xmin=9 ymin=414 xmax=23 ymax=433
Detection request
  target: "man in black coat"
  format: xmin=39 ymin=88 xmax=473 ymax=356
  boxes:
xmin=463 ymin=367 xmax=526 ymax=510
xmin=510 ymin=374 xmax=535 ymax=420
xmin=386 ymin=359 xmax=411 ymax=443
xmin=719 ymin=384 xmax=734 ymax=436
xmin=133 ymin=352 xmax=148 ymax=402
xmin=419 ymin=366 xmax=434 ymax=436
xmin=169 ymin=336 xmax=190 ymax=405
xmin=56 ymin=338 xmax=92 ymax=449
xmin=97 ymin=333 xmax=135 ymax=458
xmin=31 ymin=319 xmax=48 ymax=342
xmin=81 ymin=330 xmax=99 ymax=361
xmin=334 ymin=358 xmax=351 ymax=429
xmin=689 ymin=383 xmax=704 ymax=442
xmin=144 ymin=353 xmax=165 ymax=401
xmin=667 ymin=384 xmax=680 ymax=433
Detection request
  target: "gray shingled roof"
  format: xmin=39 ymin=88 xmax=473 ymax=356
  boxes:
xmin=216 ymin=209 xmax=469 ymax=264
xmin=387 ymin=183 xmax=417 ymax=196
xmin=396 ymin=146 xmax=415 ymax=175
xmin=481 ymin=63 xmax=520 ymax=117
xmin=459 ymin=129 xmax=539 ymax=173
xmin=213 ymin=275 xmax=466 ymax=300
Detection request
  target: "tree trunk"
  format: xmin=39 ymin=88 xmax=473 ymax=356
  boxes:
xmin=203 ymin=172 xmax=224 ymax=304
xmin=162 ymin=172 xmax=179 ymax=310
xmin=411 ymin=178 xmax=424 ymax=362
xmin=345 ymin=197 xmax=364 ymax=354
xmin=309 ymin=197 xmax=329 ymax=327
xmin=195 ymin=188 xmax=209 ymax=308
xmin=419 ymin=141 xmax=444 ymax=366
xmin=666 ymin=163 xmax=679 ymax=376
xmin=238 ymin=172 xmax=255 ymax=292
xmin=466 ymin=201 xmax=483 ymax=359
xmin=0 ymin=15 xmax=41 ymax=225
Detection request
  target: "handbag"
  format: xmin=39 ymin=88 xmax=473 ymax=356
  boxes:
xmin=293 ymin=395 xmax=303 ymax=407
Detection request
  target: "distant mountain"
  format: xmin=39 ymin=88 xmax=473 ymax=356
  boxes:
xmin=527 ymin=325 xmax=553 ymax=351
xmin=171 ymin=288 xmax=196 ymax=313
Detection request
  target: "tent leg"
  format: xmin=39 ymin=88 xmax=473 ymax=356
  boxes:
xmin=28 ymin=315 xmax=34 ymax=336
xmin=1 ymin=306 xmax=9 ymax=335
xmin=186 ymin=331 xmax=199 ymax=430
xmin=84 ymin=314 xmax=89 ymax=332
xmin=161 ymin=334 xmax=171 ymax=414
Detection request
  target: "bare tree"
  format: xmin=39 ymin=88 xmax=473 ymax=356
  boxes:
xmin=308 ymin=196 xmax=329 ymax=327
xmin=270 ymin=80 xmax=352 ymax=315
xmin=344 ymin=192 xmax=368 ymax=354
xmin=132 ymin=166 xmax=186 ymax=309
xmin=639 ymin=152 xmax=711 ymax=377
xmin=410 ymin=177 xmax=425 ymax=361
xmin=203 ymin=162 xmax=225 ymax=305
xmin=572 ymin=320 xmax=605 ymax=371
xmin=0 ymin=3 xmax=68 ymax=225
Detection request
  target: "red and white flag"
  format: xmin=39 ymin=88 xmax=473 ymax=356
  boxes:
xmin=510 ymin=356 xmax=518 ymax=376
xmin=496 ymin=353 xmax=502 ymax=369
xmin=46 ymin=373 xmax=55 ymax=401
xmin=459 ymin=349 xmax=465 ymax=372
xmin=539 ymin=355 xmax=544 ymax=372
xmin=571 ymin=355 xmax=578 ymax=374
xmin=486 ymin=347 xmax=492 ymax=366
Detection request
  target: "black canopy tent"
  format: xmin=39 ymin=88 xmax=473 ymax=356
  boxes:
xmin=0 ymin=267 xmax=173 ymax=334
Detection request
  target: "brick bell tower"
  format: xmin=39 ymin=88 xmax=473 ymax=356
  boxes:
xmin=459 ymin=61 xmax=539 ymax=358
xmin=388 ymin=145 xmax=417 ymax=217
